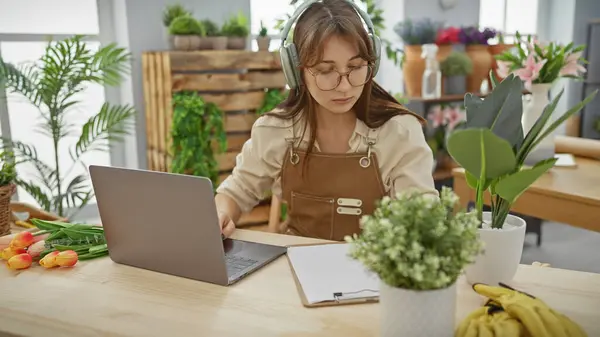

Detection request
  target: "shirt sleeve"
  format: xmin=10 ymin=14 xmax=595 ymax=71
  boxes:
xmin=387 ymin=115 xmax=439 ymax=199
xmin=215 ymin=117 xmax=286 ymax=213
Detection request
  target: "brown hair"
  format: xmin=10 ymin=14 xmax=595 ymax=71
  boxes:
xmin=267 ymin=0 xmax=425 ymax=156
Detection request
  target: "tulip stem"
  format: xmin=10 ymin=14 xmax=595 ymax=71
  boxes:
xmin=32 ymin=230 xmax=51 ymax=237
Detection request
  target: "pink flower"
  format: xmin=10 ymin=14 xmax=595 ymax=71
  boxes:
xmin=496 ymin=61 xmax=512 ymax=78
xmin=514 ymin=54 xmax=547 ymax=91
xmin=428 ymin=105 xmax=445 ymax=128
xmin=445 ymin=107 xmax=466 ymax=130
xmin=559 ymin=52 xmax=586 ymax=77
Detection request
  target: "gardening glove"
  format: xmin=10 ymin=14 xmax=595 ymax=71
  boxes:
xmin=455 ymin=304 xmax=525 ymax=337
xmin=472 ymin=283 xmax=587 ymax=337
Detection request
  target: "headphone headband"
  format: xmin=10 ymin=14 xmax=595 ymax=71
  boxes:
xmin=278 ymin=0 xmax=381 ymax=90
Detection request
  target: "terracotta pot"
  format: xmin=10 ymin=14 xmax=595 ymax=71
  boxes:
xmin=227 ymin=37 xmax=247 ymax=50
xmin=465 ymin=45 xmax=493 ymax=93
xmin=257 ymin=36 xmax=271 ymax=51
xmin=488 ymin=44 xmax=515 ymax=85
xmin=402 ymin=45 xmax=425 ymax=97
xmin=212 ymin=36 xmax=228 ymax=50
xmin=199 ymin=37 xmax=213 ymax=50
xmin=173 ymin=35 xmax=200 ymax=51
xmin=436 ymin=44 xmax=453 ymax=62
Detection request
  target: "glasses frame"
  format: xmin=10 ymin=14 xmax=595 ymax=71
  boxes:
xmin=304 ymin=64 xmax=374 ymax=91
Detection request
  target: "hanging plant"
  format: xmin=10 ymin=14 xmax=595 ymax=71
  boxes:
xmin=170 ymin=92 xmax=227 ymax=189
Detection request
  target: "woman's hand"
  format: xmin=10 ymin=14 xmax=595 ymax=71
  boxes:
xmin=218 ymin=211 xmax=236 ymax=238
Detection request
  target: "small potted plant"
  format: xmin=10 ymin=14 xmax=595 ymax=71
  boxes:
xmin=446 ymin=74 xmax=598 ymax=286
xmin=257 ymin=20 xmax=270 ymax=51
xmin=346 ymin=187 xmax=483 ymax=337
xmin=168 ymin=15 xmax=204 ymax=51
xmin=440 ymin=51 xmax=473 ymax=95
xmin=200 ymin=19 xmax=219 ymax=50
xmin=0 ymin=151 xmax=17 ymax=237
xmin=222 ymin=12 xmax=249 ymax=50
xmin=162 ymin=4 xmax=192 ymax=48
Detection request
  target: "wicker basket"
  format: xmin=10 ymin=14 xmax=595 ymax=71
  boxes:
xmin=0 ymin=184 xmax=16 ymax=237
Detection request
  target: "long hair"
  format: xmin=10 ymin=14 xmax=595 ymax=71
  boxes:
xmin=267 ymin=0 xmax=425 ymax=157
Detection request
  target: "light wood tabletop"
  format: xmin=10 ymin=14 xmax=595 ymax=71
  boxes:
xmin=453 ymin=156 xmax=600 ymax=233
xmin=1 ymin=229 xmax=599 ymax=337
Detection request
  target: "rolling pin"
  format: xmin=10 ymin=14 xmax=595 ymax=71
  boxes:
xmin=554 ymin=135 xmax=600 ymax=160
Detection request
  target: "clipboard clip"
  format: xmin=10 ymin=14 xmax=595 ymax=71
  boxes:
xmin=332 ymin=289 xmax=379 ymax=302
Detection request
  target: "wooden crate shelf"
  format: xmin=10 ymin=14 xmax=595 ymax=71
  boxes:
xmin=142 ymin=50 xmax=285 ymax=226
xmin=142 ymin=50 xmax=285 ymax=175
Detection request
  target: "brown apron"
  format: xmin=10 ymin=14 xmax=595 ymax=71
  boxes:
xmin=280 ymin=129 xmax=386 ymax=241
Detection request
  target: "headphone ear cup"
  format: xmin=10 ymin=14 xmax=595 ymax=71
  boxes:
xmin=370 ymin=34 xmax=382 ymax=77
xmin=281 ymin=44 xmax=302 ymax=89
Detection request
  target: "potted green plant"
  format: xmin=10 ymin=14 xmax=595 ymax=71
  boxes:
xmin=257 ymin=20 xmax=270 ymax=51
xmin=0 ymin=151 xmax=17 ymax=236
xmin=440 ymin=51 xmax=472 ymax=95
xmin=445 ymin=73 xmax=598 ymax=286
xmin=346 ymin=187 xmax=483 ymax=337
xmin=222 ymin=12 xmax=249 ymax=50
xmin=162 ymin=4 xmax=192 ymax=48
xmin=168 ymin=15 xmax=204 ymax=51
xmin=200 ymin=19 xmax=219 ymax=50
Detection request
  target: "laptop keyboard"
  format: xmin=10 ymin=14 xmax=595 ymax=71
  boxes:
xmin=226 ymin=255 xmax=258 ymax=275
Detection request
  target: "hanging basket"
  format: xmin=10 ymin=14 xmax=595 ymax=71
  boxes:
xmin=0 ymin=184 xmax=16 ymax=237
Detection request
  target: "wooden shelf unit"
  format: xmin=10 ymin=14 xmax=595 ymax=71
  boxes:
xmin=142 ymin=50 xmax=286 ymax=226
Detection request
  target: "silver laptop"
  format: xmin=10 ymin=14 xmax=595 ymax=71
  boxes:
xmin=89 ymin=165 xmax=287 ymax=286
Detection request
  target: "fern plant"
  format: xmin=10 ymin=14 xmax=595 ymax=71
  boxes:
xmin=0 ymin=35 xmax=135 ymax=219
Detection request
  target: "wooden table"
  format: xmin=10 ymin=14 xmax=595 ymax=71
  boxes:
xmin=1 ymin=229 xmax=600 ymax=337
xmin=452 ymin=156 xmax=600 ymax=233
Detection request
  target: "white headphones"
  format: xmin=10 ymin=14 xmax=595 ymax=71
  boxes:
xmin=278 ymin=0 xmax=382 ymax=90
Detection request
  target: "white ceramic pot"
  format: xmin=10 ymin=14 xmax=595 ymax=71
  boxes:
xmin=522 ymin=83 xmax=555 ymax=165
xmin=465 ymin=211 xmax=527 ymax=286
xmin=380 ymin=280 xmax=456 ymax=337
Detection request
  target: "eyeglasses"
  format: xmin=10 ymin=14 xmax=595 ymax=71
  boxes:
xmin=306 ymin=64 xmax=373 ymax=91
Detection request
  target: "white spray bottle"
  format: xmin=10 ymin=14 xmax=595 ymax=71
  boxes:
xmin=421 ymin=43 xmax=441 ymax=99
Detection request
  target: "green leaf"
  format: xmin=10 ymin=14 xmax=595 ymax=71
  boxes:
xmin=494 ymin=158 xmax=557 ymax=203
xmin=462 ymin=74 xmax=525 ymax=149
xmin=446 ymin=128 xmax=516 ymax=180
xmin=75 ymin=103 xmax=136 ymax=157
xmin=465 ymin=170 xmax=492 ymax=191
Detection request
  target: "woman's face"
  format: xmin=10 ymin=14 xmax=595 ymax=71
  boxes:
xmin=303 ymin=35 xmax=371 ymax=115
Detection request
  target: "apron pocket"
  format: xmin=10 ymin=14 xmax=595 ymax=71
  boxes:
xmin=290 ymin=191 xmax=335 ymax=240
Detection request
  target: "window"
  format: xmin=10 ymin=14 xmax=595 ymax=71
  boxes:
xmin=0 ymin=0 xmax=113 ymax=213
xmin=479 ymin=0 xmax=539 ymax=43
xmin=1 ymin=41 xmax=109 ymax=208
xmin=0 ymin=0 xmax=99 ymax=35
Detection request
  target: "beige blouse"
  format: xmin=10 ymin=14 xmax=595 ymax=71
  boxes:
xmin=216 ymin=111 xmax=439 ymax=213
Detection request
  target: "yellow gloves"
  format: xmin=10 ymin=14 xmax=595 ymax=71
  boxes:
xmin=455 ymin=304 xmax=525 ymax=337
xmin=456 ymin=283 xmax=587 ymax=337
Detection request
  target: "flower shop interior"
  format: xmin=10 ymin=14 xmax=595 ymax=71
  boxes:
xmin=1 ymin=0 xmax=600 ymax=336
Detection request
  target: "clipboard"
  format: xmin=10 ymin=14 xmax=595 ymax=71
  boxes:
xmin=285 ymin=242 xmax=380 ymax=308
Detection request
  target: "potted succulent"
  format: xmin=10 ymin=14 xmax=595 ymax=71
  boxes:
xmin=223 ymin=12 xmax=250 ymax=50
xmin=393 ymin=18 xmax=445 ymax=97
xmin=445 ymin=73 xmax=598 ymax=286
xmin=346 ymin=187 xmax=483 ymax=337
xmin=440 ymin=51 xmax=473 ymax=95
xmin=0 ymin=151 xmax=17 ymax=237
xmin=162 ymin=4 xmax=192 ymax=48
xmin=257 ymin=20 xmax=270 ymax=51
xmin=168 ymin=15 xmax=204 ymax=51
xmin=200 ymin=19 xmax=219 ymax=50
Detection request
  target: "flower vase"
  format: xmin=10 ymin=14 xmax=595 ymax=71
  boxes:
xmin=465 ymin=212 xmax=527 ymax=286
xmin=403 ymin=45 xmax=425 ymax=97
xmin=522 ymin=83 xmax=555 ymax=166
xmin=380 ymin=280 xmax=457 ymax=337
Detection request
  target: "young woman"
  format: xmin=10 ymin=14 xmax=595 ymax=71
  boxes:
xmin=215 ymin=0 xmax=437 ymax=240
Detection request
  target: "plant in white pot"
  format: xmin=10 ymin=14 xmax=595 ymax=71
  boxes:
xmin=256 ymin=20 xmax=270 ymax=51
xmin=162 ymin=4 xmax=192 ymax=49
xmin=445 ymin=73 xmax=598 ymax=286
xmin=345 ymin=187 xmax=483 ymax=337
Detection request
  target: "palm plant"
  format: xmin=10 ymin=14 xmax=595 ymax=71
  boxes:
xmin=0 ymin=35 xmax=135 ymax=219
